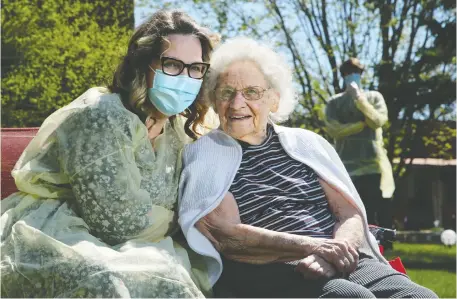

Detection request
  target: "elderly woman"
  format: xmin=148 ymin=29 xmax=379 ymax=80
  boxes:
xmin=1 ymin=9 xmax=219 ymax=298
xmin=179 ymin=38 xmax=437 ymax=298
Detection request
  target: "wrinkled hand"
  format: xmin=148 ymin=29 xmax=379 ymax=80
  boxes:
xmin=195 ymin=192 xmax=241 ymax=240
xmin=295 ymin=254 xmax=337 ymax=279
xmin=313 ymin=239 xmax=359 ymax=274
xmin=145 ymin=116 xmax=167 ymax=143
xmin=209 ymin=192 xmax=241 ymax=225
xmin=195 ymin=192 xmax=242 ymax=254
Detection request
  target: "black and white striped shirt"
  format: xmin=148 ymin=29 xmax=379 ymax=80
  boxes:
xmin=230 ymin=125 xmax=335 ymax=238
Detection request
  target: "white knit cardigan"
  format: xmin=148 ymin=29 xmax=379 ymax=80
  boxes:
xmin=178 ymin=124 xmax=388 ymax=286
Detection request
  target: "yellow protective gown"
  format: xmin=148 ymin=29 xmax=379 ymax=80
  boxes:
xmin=0 ymin=87 xmax=216 ymax=297
xmin=324 ymin=90 xmax=395 ymax=198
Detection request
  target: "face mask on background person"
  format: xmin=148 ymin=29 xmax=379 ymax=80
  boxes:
xmin=343 ymin=73 xmax=362 ymax=88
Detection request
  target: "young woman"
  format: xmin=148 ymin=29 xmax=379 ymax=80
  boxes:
xmin=1 ymin=9 xmax=219 ymax=297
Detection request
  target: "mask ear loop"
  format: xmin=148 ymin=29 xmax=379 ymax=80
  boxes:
xmin=146 ymin=65 xmax=161 ymax=125
xmin=148 ymin=65 xmax=157 ymax=74
xmin=148 ymin=66 xmax=159 ymax=91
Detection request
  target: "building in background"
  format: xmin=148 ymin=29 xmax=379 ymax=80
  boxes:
xmin=393 ymin=158 xmax=456 ymax=231
xmin=392 ymin=120 xmax=456 ymax=231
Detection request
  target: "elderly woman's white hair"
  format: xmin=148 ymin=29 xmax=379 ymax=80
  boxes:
xmin=204 ymin=37 xmax=298 ymax=123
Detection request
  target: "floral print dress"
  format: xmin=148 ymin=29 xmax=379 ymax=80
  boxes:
xmin=1 ymin=87 xmax=211 ymax=297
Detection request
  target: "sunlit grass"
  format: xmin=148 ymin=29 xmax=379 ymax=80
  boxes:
xmin=384 ymin=243 xmax=456 ymax=298
xmin=406 ymin=269 xmax=455 ymax=298
xmin=385 ymin=243 xmax=456 ymax=269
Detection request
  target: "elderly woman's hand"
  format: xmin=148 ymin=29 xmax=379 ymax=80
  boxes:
xmin=313 ymin=238 xmax=359 ymax=274
xmin=295 ymin=254 xmax=337 ymax=279
xmin=196 ymin=192 xmax=341 ymax=264
xmin=196 ymin=192 xmax=242 ymax=250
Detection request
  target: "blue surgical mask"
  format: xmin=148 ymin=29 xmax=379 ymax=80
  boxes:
xmin=343 ymin=73 xmax=361 ymax=87
xmin=148 ymin=70 xmax=202 ymax=116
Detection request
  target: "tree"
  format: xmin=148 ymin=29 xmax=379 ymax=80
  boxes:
xmin=140 ymin=0 xmax=456 ymax=178
xmin=1 ymin=0 xmax=133 ymax=127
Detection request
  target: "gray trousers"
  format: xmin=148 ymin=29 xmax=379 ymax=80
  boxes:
xmin=213 ymin=253 xmax=438 ymax=298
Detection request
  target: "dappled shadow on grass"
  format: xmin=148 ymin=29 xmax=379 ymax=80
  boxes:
xmin=384 ymin=243 xmax=456 ymax=272
xmin=400 ymin=262 xmax=455 ymax=271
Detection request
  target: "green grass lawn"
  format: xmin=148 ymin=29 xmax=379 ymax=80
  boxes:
xmin=406 ymin=269 xmax=456 ymax=298
xmin=384 ymin=243 xmax=456 ymax=298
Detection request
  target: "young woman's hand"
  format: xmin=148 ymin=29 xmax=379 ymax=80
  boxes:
xmin=145 ymin=116 xmax=167 ymax=144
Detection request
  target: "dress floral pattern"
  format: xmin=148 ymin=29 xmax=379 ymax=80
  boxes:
xmin=0 ymin=88 xmax=211 ymax=297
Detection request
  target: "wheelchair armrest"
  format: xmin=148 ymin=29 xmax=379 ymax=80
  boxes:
xmin=368 ymin=225 xmax=396 ymax=243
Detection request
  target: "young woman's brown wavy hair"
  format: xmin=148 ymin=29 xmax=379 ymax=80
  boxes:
xmin=109 ymin=9 xmax=220 ymax=140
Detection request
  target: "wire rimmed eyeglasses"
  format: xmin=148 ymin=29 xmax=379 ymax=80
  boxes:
xmin=214 ymin=86 xmax=270 ymax=101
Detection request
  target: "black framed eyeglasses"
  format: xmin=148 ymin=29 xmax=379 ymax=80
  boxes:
xmin=214 ymin=86 xmax=269 ymax=101
xmin=160 ymin=56 xmax=210 ymax=79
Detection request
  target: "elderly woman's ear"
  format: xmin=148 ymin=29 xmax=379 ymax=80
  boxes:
xmin=271 ymin=90 xmax=280 ymax=113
